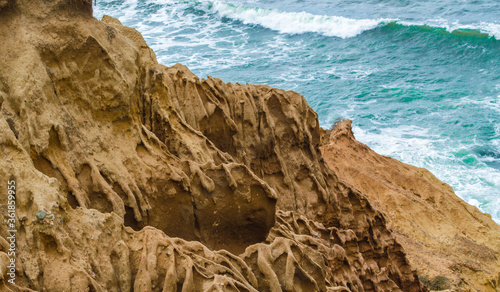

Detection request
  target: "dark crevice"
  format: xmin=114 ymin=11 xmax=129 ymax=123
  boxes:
xmin=124 ymin=206 xmax=142 ymax=231
xmin=191 ymin=198 xmax=201 ymax=240
xmin=6 ymin=117 xmax=17 ymax=138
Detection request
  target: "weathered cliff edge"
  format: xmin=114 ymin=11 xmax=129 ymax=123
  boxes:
xmin=321 ymin=120 xmax=500 ymax=291
xmin=0 ymin=1 xmax=424 ymax=291
xmin=0 ymin=1 xmax=488 ymax=291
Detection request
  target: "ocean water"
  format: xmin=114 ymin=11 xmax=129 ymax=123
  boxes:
xmin=94 ymin=0 xmax=500 ymax=224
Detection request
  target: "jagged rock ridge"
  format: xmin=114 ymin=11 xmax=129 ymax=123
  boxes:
xmin=321 ymin=120 xmax=500 ymax=291
xmin=0 ymin=1 xmax=425 ymax=291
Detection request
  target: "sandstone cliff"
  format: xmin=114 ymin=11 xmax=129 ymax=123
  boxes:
xmin=321 ymin=120 xmax=500 ymax=291
xmin=0 ymin=0 xmax=463 ymax=291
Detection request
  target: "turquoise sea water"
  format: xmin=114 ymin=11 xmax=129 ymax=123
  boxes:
xmin=94 ymin=0 xmax=500 ymax=223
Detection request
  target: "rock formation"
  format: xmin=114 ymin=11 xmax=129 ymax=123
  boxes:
xmin=3 ymin=0 xmax=491 ymax=291
xmin=321 ymin=120 xmax=500 ymax=291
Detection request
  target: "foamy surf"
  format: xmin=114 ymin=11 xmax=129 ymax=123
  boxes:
xmin=94 ymin=0 xmax=500 ymax=40
xmin=209 ymin=1 xmax=391 ymax=38
xmin=208 ymin=1 xmax=499 ymax=39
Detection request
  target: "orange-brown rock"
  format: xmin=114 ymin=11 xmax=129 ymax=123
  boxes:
xmin=158 ymin=40 xmax=424 ymax=292
xmin=321 ymin=120 xmax=500 ymax=291
xmin=0 ymin=1 xmax=426 ymax=291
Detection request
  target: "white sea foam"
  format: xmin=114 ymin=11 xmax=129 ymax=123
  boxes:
xmin=458 ymin=96 xmax=500 ymax=113
xmin=326 ymin=66 xmax=379 ymax=80
xmin=210 ymin=1 xmax=391 ymax=38
xmin=209 ymin=2 xmax=500 ymax=39
xmin=468 ymin=198 xmax=481 ymax=208
xmin=476 ymin=22 xmax=500 ymax=39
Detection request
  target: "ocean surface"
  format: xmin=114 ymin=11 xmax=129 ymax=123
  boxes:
xmin=94 ymin=0 xmax=500 ymax=224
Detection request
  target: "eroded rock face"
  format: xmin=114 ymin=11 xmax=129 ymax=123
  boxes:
xmin=158 ymin=43 xmax=424 ymax=292
xmin=0 ymin=1 xmax=425 ymax=291
xmin=162 ymin=68 xmax=334 ymax=222
xmin=321 ymin=120 xmax=500 ymax=291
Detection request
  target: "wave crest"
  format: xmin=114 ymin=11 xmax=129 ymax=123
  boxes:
xmin=209 ymin=1 xmax=500 ymax=40
xmin=210 ymin=1 xmax=390 ymax=38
